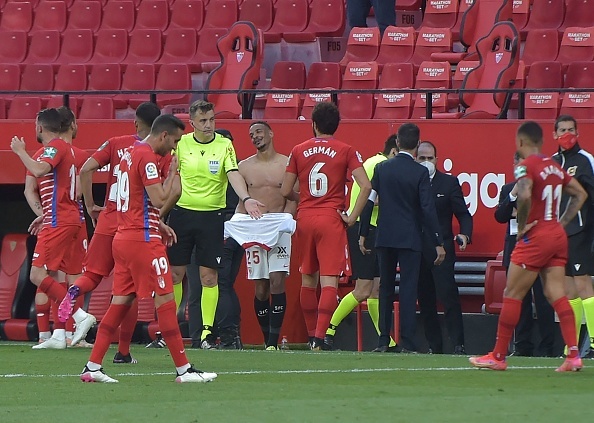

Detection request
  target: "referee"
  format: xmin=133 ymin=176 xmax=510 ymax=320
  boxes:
xmin=167 ymin=100 xmax=263 ymax=349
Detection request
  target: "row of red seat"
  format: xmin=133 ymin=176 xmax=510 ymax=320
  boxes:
xmin=0 ymin=0 xmax=345 ymax=40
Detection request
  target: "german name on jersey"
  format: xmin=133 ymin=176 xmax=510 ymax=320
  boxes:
xmin=115 ymin=143 xmax=163 ymax=242
xmin=515 ymin=154 xmax=572 ymax=226
xmin=286 ymin=137 xmax=363 ymax=217
xmin=91 ymin=134 xmax=142 ymax=235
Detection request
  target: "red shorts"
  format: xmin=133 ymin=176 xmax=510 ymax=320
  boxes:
xmin=112 ymin=238 xmax=173 ymax=298
xmin=83 ymin=232 xmax=115 ymax=277
xmin=511 ymin=223 xmax=568 ymax=272
xmin=33 ymin=225 xmax=82 ymax=274
xmin=295 ymin=213 xmax=351 ymax=277
xmin=70 ymin=223 xmax=88 ymax=273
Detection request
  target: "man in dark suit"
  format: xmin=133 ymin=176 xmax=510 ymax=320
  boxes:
xmin=360 ymin=123 xmax=445 ymax=352
xmin=416 ymin=141 xmax=473 ymax=355
xmin=495 ymin=152 xmax=555 ymax=357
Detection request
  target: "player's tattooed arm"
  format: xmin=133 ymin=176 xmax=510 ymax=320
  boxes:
xmin=24 ymin=175 xmax=43 ymax=217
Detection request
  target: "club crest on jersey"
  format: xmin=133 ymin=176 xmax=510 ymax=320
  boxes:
xmin=157 ymin=276 xmax=165 ymax=289
xmin=514 ymin=165 xmax=527 ymax=179
xmin=209 ymin=160 xmax=220 ymax=174
xmin=41 ymin=146 xmax=57 ymax=159
xmin=567 ymin=165 xmax=577 ymax=176
xmin=145 ymin=162 xmax=159 ymax=179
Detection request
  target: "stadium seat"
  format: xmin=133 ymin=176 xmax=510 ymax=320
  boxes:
xmin=420 ymin=0 xmax=458 ymax=30
xmin=192 ymin=27 xmax=227 ymax=73
xmin=23 ymin=30 xmax=61 ymax=66
xmin=522 ymin=0 xmax=564 ymax=37
xmin=300 ymin=92 xmax=332 ymax=119
xmin=135 ymin=0 xmax=170 ymax=31
xmin=483 ymin=259 xmax=506 ymax=314
xmin=123 ymin=29 xmax=163 ymax=66
xmin=265 ymin=0 xmax=309 ymax=43
xmin=338 ymin=27 xmax=381 ymax=70
xmin=411 ymin=61 xmax=451 ymax=118
xmin=0 ymin=64 xmax=21 ymax=103
xmin=0 ymin=1 xmax=33 ymax=31
xmin=66 ymin=1 xmax=102 ymax=32
xmin=556 ymin=27 xmax=594 ymax=70
xmin=373 ymin=91 xmax=413 ymax=119
xmin=21 ymin=64 xmax=55 ymax=93
xmin=379 ymin=62 xmax=414 ymax=89
xmin=58 ymin=29 xmax=94 ymax=64
xmin=520 ymin=29 xmax=559 ymax=71
xmin=524 ymin=92 xmax=560 ymax=120
xmin=114 ymin=63 xmax=157 ymax=109
xmin=410 ymin=27 xmax=452 ymax=68
xmin=112 ymin=0 xmax=142 ymax=6
xmin=203 ymin=0 xmax=238 ymax=30
xmin=458 ymin=0 xmax=513 ymax=58
xmin=559 ymin=0 xmax=594 ymax=35
xmin=526 ymin=60 xmax=563 ymax=90
xmin=270 ymin=61 xmax=306 ymax=89
xmin=167 ymin=0 xmax=205 ymax=33
xmin=54 ymin=64 xmax=88 ymax=93
xmin=239 ymin=0 xmax=273 ymax=32
xmin=264 ymin=93 xmax=301 ymax=119
xmin=283 ymin=0 xmax=345 ymax=41
xmin=339 ymin=61 xmax=378 ymax=119
xmin=564 ymin=61 xmax=594 ymax=92
xmin=79 ymin=97 xmax=116 ymax=119
xmin=88 ymin=29 xmax=129 ymax=64
xmin=511 ymin=0 xmax=530 ymax=36
xmin=449 ymin=60 xmax=478 ymax=109
xmin=100 ymin=0 xmax=136 ymax=32
xmin=306 ymin=62 xmax=341 ymax=89
xmin=154 ymin=63 xmax=192 ymax=108
xmin=8 ymin=97 xmax=43 ymax=119
xmin=88 ymin=63 xmax=123 ymax=99
xmin=0 ymin=99 xmax=6 ymax=119
xmin=46 ymin=95 xmax=80 ymax=113
xmin=158 ymin=28 xmax=198 ymax=66
xmin=376 ymin=26 xmax=416 ymax=71
xmin=451 ymin=0 xmax=472 ymax=41
xmin=0 ymin=30 xmax=28 ymax=64
xmin=560 ymin=91 xmax=594 ymax=119
xmin=31 ymin=1 xmax=67 ymax=33
xmin=7 ymin=0 xmax=38 ymax=7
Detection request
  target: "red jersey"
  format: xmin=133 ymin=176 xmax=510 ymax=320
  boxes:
xmin=286 ymin=137 xmax=363 ymax=217
xmin=115 ymin=142 xmax=163 ymax=242
xmin=72 ymin=145 xmax=91 ymax=224
xmin=92 ymin=134 xmax=141 ymax=236
xmin=34 ymin=138 xmax=80 ymax=228
xmin=515 ymin=154 xmax=572 ymax=227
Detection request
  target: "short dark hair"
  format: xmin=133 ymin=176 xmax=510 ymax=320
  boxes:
xmin=150 ymin=114 xmax=186 ymax=135
xmin=397 ymin=123 xmax=420 ymax=150
xmin=215 ymin=128 xmax=234 ymax=141
xmin=418 ymin=141 xmax=437 ymax=157
xmin=37 ymin=108 xmax=64 ymax=133
xmin=136 ymin=102 xmax=161 ymax=127
xmin=517 ymin=121 xmax=543 ymax=145
xmin=189 ymin=100 xmax=215 ymax=118
xmin=311 ymin=102 xmax=340 ymax=135
xmin=249 ymin=121 xmax=272 ymax=131
xmin=514 ymin=151 xmax=521 ymax=162
xmin=554 ymin=114 xmax=578 ymax=132
xmin=56 ymin=106 xmax=75 ymax=133
xmin=383 ymin=134 xmax=398 ymax=155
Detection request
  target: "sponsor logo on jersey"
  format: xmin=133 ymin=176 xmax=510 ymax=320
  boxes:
xmin=41 ymin=146 xmax=58 ymax=159
xmin=145 ymin=162 xmax=159 ymax=179
xmin=514 ymin=165 xmax=527 ymax=179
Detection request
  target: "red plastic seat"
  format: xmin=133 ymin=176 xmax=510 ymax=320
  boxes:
xmin=265 ymin=0 xmax=309 ymax=43
xmin=511 ymin=0 xmax=530 ymax=36
xmin=264 ymin=93 xmax=301 ymax=119
xmin=306 ymin=62 xmax=341 ymax=89
xmin=31 ymin=1 xmax=67 ymax=32
xmin=338 ymin=27 xmax=381 ymax=70
xmin=66 ymin=1 xmax=102 ymax=32
xmin=522 ymin=0 xmax=564 ymax=40
xmin=379 ymin=62 xmax=414 ymax=89
xmin=100 ymin=0 xmax=135 ymax=32
xmin=167 ymin=0 xmax=205 ymax=33
xmin=526 ymin=61 xmax=563 ymax=90
xmin=397 ymin=0 xmax=422 ymax=9
xmin=451 ymin=0 xmax=472 ymax=41
xmin=339 ymin=61 xmax=378 ymax=120
xmin=239 ymin=0 xmax=273 ymax=32
xmin=124 ymin=29 xmax=163 ymax=65
xmin=0 ymin=30 xmax=27 ymax=64
xmin=520 ymin=29 xmax=559 ymax=70
xmin=411 ymin=27 xmax=452 ymax=68
xmin=284 ymin=0 xmax=345 ymax=41
xmin=79 ymin=97 xmax=116 ymax=119
xmin=449 ymin=60 xmax=478 ymax=109
xmin=88 ymin=63 xmax=123 ymax=98
xmin=411 ymin=60 xmax=451 ymax=117
xmin=376 ymin=26 xmax=416 ymax=70
xmin=114 ymin=63 xmax=157 ymax=109
xmin=271 ymin=61 xmax=306 ymax=89
xmin=556 ymin=27 xmax=594 ymax=70
xmin=203 ymin=0 xmax=238 ymax=30
xmin=560 ymin=92 xmax=594 ymax=119
xmin=154 ymin=63 xmax=192 ymax=108
xmin=8 ymin=0 xmax=38 ymax=7
xmin=58 ymin=29 xmax=94 ymax=64
xmin=24 ymin=30 xmax=61 ymax=65
xmin=483 ymin=259 xmax=506 ymax=314
xmin=459 ymin=0 xmax=513 ymax=57
xmin=0 ymin=1 xmax=33 ymax=31
xmin=192 ymin=27 xmax=227 ymax=72
xmin=564 ymin=61 xmax=594 ymax=91
xmin=0 ymin=64 xmax=21 ymax=103
xmin=46 ymin=95 xmax=80 ymax=112
xmin=420 ymin=0 xmax=458 ymax=29
xmin=559 ymin=0 xmax=594 ymax=35
xmin=159 ymin=28 xmax=198 ymax=66
xmin=8 ymin=97 xmax=43 ymax=119
xmin=21 ymin=64 xmax=55 ymax=93
xmin=88 ymin=29 xmax=129 ymax=64
xmin=135 ymin=0 xmax=170 ymax=31
xmin=524 ymin=92 xmax=560 ymax=119
xmin=54 ymin=64 xmax=88 ymax=92
xmin=373 ymin=91 xmax=412 ymax=119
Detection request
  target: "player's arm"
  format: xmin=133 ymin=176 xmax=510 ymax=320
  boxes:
xmin=24 ymin=175 xmax=43 ymax=217
xmin=283 ymin=179 xmax=299 ymax=215
xmin=560 ymin=178 xmax=587 ymax=228
xmin=280 ymin=171 xmax=299 ymax=203
xmin=342 ymin=167 xmax=372 ymax=226
xmin=159 ymin=173 xmax=181 ymax=218
xmin=10 ymin=137 xmax=51 ymax=177
xmin=515 ymin=176 xmax=533 ymax=236
xmin=228 ymin=170 xmax=264 ymax=219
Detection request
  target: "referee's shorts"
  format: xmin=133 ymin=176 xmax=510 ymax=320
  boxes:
xmin=566 ymin=230 xmax=594 ymax=276
xmin=347 ymin=222 xmax=380 ymax=281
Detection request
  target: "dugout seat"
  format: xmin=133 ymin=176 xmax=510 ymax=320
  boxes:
xmin=159 ymin=29 xmax=198 ymax=66
xmin=100 ymin=0 xmax=136 ymax=33
xmin=339 ymin=27 xmax=381 ymax=70
xmin=79 ymin=97 xmax=116 ymax=119
xmin=0 ymin=30 xmax=27 ymax=64
xmin=271 ymin=61 xmax=306 ymax=89
xmin=205 ymin=21 xmax=264 ymax=118
xmin=66 ymin=1 xmax=102 ymax=32
xmin=264 ymin=93 xmax=301 ymax=119
xmin=483 ymin=259 xmax=506 ymax=314
xmin=411 ymin=27 xmax=452 ymax=69
xmin=373 ymin=63 xmax=414 ymax=119
xmin=283 ymin=0 xmax=346 ymax=41
xmin=522 ymin=0 xmax=564 ymax=37
xmin=300 ymin=92 xmax=332 ymax=119
xmin=458 ymin=0 xmax=513 ymax=59
xmin=411 ymin=61 xmax=451 ymax=118
xmin=306 ymin=62 xmax=341 ymax=90
xmin=339 ymin=61 xmax=378 ymax=119
xmin=520 ymin=29 xmax=559 ymax=71
xmin=556 ymin=27 xmax=594 ymax=71
xmin=154 ymin=63 xmax=192 ymax=108
xmin=375 ymin=26 xmax=416 ymax=71
xmin=420 ymin=0 xmax=458 ymax=30
xmin=167 ymin=0 xmax=205 ymax=33
xmin=31 ymin=1 xmax=67 ymax=33
xmin=203 ymin=0 xmax=238 ymax=30
xmin=113 ymin=63 xmax=156 ymax=109
xmin=523 ymin=61 xmax=562 ymax=120
xmin=0 ymin=1 xmax=33 ymax=31
xmin=264 ymin=0 xmax=308 ymax=43
xmin=135 ymin=0 xmax=170 ymax=31
xmin=559 ymin=0 xmax=594 ymax=35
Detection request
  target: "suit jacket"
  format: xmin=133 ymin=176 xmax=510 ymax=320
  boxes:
xmin=370 ymin=152 xmax=442 ymax=251
xmin=494 ymin=182 xmax=516 ymax=268
xmin=422 ymin=170 xmax=473 ymax=262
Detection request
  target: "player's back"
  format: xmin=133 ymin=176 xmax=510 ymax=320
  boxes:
xmin=287 ymin=137 xmax=363 ymax=217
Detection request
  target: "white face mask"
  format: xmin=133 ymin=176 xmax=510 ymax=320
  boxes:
xmin=419 ymin=160 xmax=436 ymax=178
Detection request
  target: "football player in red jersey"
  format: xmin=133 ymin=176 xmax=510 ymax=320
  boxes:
xmin=470 ymin=121 xmax=587 ymax=372
xmin=281 ymin=102 xmax=372 ymax=350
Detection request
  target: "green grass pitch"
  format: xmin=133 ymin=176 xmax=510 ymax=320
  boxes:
xmin=0 ymin=342 xmax=592 ymax=423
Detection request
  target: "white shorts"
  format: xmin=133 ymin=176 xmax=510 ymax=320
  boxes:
xmin=245 ymin=232 xmax=291 ymax=280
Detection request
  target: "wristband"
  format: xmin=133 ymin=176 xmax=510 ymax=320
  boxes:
xmin=242 ymin=196 xmax=252 ymax=204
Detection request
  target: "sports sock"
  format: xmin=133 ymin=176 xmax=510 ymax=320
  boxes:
xmin=300 ymin=286 xmax=318 ymax=337
xmin=200 ymin=285 xmax=219 ymax=340
xmin=554 ymin=297 xmax=579 ymax=358
xmin=492 ymin=297 xmax=522 ymax=361
xmin=118 ymin=300 xmax=138 ymax=356
xmin=75 ymin=272 xmax=103 ymax=295
xmin=35 ymin=293 xmax=51 ymax=334
xmin=367 ymin=298 xmax=397 ymax=347
xmin=67 ymin=295 xmax=84 ymax=333
xmin=89 ymin=303 xmax=130 ymax=365
xmin=269 ymin=293 xmax=286 ymax=347
xmin=173 ymin=282 xmax=183 ymax=311
xmin=568 ymin=297 xmax=583 ymax=341
xmin=156 ymin=300 xmax=189 ymax=367
xmin=326 ymin=292 xmax=359 ymax=336
xmin=254 ymin=296 xmax=270 ymax=344
xmin=315 ymin=286 xmax=338 ymax=340
xmin=38 ymin=276 xmax=67 ymax=303
xmin=581 ymin=297 xmax=594 ymax=348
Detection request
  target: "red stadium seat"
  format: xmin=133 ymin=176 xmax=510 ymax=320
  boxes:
xmin=379 ymin=62 xmax=414 ymax=89
xmin=520 ymin=29 xmax=559 ymax=70
xmin=58 ymin=29 xmax=94 ymax=64
xmin=114 ymin=63 xmax=157 ymax=109
xmin=511 ymin=0 xmax=530 ymax=37
xmin=564 ymin=61 xmax=594 ymax=91
xmin=0 ymin=1 xmax=33 ymax=31
xmin=100 ymin=0 xmax=135 ymax=32
xmin=0 ymin=30 xmax=28 ymax=64
xmin=339 ymin=61 xmax=378 ymax=120
xmin=135 ymin=0 xmax=170 ymax=31
xmin=192 ymin=27 xmax=227 ymax=73
xmin=373 ymin=91 xmax=413 ymax=119
xmin=300 ymin=92 xmax=332 ymax=119
xmin=522 ymin=0 xmax=564 ymax=36
xmin=46 ymin=96 xmax=80 ymax=113
xmin=284 ymin=0 xmax=345 ymax=41
xmin=66 ymin=1 xmax=102 ymax=32
xmin=526 ymin=60 xmax=563 ymax=90
xmin=339 ymin=27 xmax=381 ymax=70
xmin=0 ymin=99 xmax=6 ymax=119
xmin=239 ymin=0 xmax=273 ymax=32
xmin=0 ymin=64 xmax=21 ymax=103
xmin=89 ymin=29 xmax=129 ymax=64
xmin=88 ymin=63 xmax=123 ymax=97
xmin=483 ymin=259 xmax=506 ymax=314
xmin=376 ymin=26 xmax=416 ymax=70
xmin=79 ymin=97 xmax=116 ymax=119
xmin=459 ymin=0 xmax=512 ymax=57
xmin=559 ymin=0 xmax=594 ymax=35
xmin=264 ymin=93 xmax=301 ymax=119
xmin=306 ymin=62 xmax=341 ymax=89
xmin=524 ymin=92 xmax=560 ymax=120
xmin=21 ymin=64 xmax=55 ymax=93
xmin=8 ymin=0 xmax=38 ymax=7
xmin=265 ymin=0 xmax=308 ymax=43
xmin=397 ymin=0 xmax=422 ymax=10
xmin=31 ymin=1 xmax=67 ymax=33
xmin=124 ymin=29 xmax=163 ymax=66
xmin=560 ymin=92 xmax=594 ymax=119
xmin=154 ymin=63 xmax=192 ymax=108
xmin=556 ymin=27 xmax=594 ymax=70
xmin=449 ymin=60 xmax=478 ymax=109
xmin=23 ymin=30 xmax=61 ymax=66
xmin=420 ymin=0 xmax=458 ymax=30
xmin=451 ymin=0 xmax=472 ymax=41
xmin=411 ymin=61 xmax=451 ymax=117
xmin=167 ymin=0 xmax=205 ymax=33
xmin=8 ymin=97 xmax=43 ymax=119
xmin=54 ymin=64 xmax=88 ymax=92
xmin=411 ymin=27 xmax=452 ymax=68
xmin=159 ymin=28 xmax=198 ymax=66
xmin=270 ymin=61 xmax=306 ymax=89
xmin=203 ymin=0 xmax=238 ymax=30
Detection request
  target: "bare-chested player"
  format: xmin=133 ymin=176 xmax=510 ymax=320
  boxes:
xmin=224 ymin=121 xmax=297 ymax=350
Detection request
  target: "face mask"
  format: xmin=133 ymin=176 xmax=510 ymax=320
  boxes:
xmin=557 ymin=132 xmax=578 ymax=150
xmin=419 ymin=160 xmax=436 ymax=178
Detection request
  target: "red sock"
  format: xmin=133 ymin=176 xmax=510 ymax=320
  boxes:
xmin=67 ymin=296 xmax=84 ymax=333
xmin=89 ymin=304 xmax=130 ymax=365
xmin=300 ymin=286 xmax=318 ymax=337
xmin=553 ymin=296 xmax=579 ymax=358
xmin=118 ymin=300 xmax=138 ymax=356
xmin=75 ymin=272 xmax=104 ymax=295
xmin=492 ymin=297 xmax=522 ymax=360
xmin=315 ymin=286 xmax=337 ymax=339
xmin=39 ymin=276 xmax=67 ymax=303
xmin=156 ymin=300 xmax=188 ymax=367
xmin=36 ymin=293 xmax=51 ymax=333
